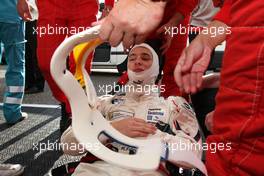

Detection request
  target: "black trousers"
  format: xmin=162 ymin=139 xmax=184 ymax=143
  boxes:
xmin=25 ymin=20 xmax=45 ymax=90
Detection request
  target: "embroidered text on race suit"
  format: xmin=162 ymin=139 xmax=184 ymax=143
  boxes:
xmin=147 ymin=108 xmax=165 ymax=123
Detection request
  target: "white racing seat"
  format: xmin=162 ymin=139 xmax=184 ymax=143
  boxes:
xmin=50 ymin=25 xmax=208 ymax=175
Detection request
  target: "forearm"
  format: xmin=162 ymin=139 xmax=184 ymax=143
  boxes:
xmin=200 ymin=0 xmax=232 ymax=49
xmin=169 ymin=12 xmax=184 ymax=26
xmin=199 ymin=20 xmax=228 ymax=49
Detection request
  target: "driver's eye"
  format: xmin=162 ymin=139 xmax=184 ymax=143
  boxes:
xmin=128 ymin=55 xmax=136 ymax=61
xmin=142 ymin=56 xmax=151 ymax=60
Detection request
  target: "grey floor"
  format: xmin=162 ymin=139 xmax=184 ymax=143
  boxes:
xmin=0 ymin=65 xmax=119 ymax=176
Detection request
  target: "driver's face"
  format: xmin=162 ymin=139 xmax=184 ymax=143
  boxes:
xmin=127 ymin=47 xmax=153 ymax=72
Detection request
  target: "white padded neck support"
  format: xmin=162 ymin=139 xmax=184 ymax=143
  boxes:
xmin=50 ymin=25 xmax=207 ymax=175
xmin=50 ymin=25 xmax=162 ymax=171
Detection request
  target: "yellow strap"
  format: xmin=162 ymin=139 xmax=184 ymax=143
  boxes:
xmin=73 ymin=38 xmax=103 ymax=87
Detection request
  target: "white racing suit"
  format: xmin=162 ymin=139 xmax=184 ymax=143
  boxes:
xmin=61 ymin=91 xmax=202 ymax=176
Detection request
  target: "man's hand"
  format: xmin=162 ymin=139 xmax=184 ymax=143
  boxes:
xmin=174 ymin=35 xmax=213 ymax=94
xmin=99 ymin=5 xmax=113 ymax=20
xmin=17 ymin=0 xmax=32 ymax=21
xmin=174 ymin=20 xmax=228 ymax=94
xmin=93 ymin=0 xmax=166 ymax=50
xmin=111 ymin=118 xmax=157 ymax=138
xmin=205 ymin=110 xmax=214 ymax=132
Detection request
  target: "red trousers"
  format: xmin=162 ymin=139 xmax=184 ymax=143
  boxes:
xmin=37 ymin=0 xmax=97 ymax=113
xmin=161 ymin=18 xmax=189 ymax=98
xmin=206 ymin=1 xmax=264 ymax=175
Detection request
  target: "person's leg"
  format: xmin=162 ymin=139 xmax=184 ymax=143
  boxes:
xmin=25 ymin=21 xmax=35 ymax=90
xmin=0 ymin=21 xmax=26 ymax=124
xmin=25 ymin=20 xmax=45 ymax=93
xmin=37 ymin=0 xmax=72 ymax=133
xmin=206 ymin=29 xmax=264 ymax=176
xmin=68 ymin=1 xmax=97 ymax=83
xmin=37 ymin=0 xmax=69 ymax=107
xmin=161 ymin=18 xmax=189 ymax=98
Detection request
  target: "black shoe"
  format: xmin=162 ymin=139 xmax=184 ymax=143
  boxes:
xmin=25 ymin=86 xmax=44 ymax=94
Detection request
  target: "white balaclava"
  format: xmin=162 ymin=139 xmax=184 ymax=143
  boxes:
xmin=127 ymin=43 xmax=159 ymax=85
xmin=126 ymin=43 xmax=160 ymax=97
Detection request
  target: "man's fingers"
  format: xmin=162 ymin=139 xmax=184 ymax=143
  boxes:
xmin=17 ymin=3 xmax=32 ymax=21
xmin=135 ymin=34 xmax=147 ymax=44
xmin=196 ymin=72 xmax=204 ymax=90
xmin=99 ymin=18 xmax=114 ymax=41
xmin=23 ymin=12 xmax=32 ymax=21
xmin=20 ymin=15 xmax=29 ymax=21
xmin=181 ymin=49 xmax=194 ymax=72
xmin=131 ymin=131 xmax=149 ymax=138
xmin=205 ymin=111 xmax=214 ymax=132
xmin=133 ymin=118 xmax=156 ymax=133
xmin=182 ymin=74 xmax=191 ymax=94
xmin=174 ymin=63 xmax=183 ymax=89
xmin=109 ymin=27 xmax=124 ymax=46
xmin=91 ymin=20 xmax=103 ymax=26
xmin=134 ymin=121 xmax=156 ymax=130
xmin=123 ymin=33 xmax=135 ymax=50
xmin=174 ymin=51 xmax=186 ymax=89
xmin=133 ymin=118 xmax=146 ymax=123
xmin=133 ymin=125 xmax=156 ymax=134
xmin=190 ymin=72 xmax=197 ymax=94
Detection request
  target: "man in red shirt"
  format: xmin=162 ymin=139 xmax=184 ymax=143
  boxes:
xmin=18 ymin=0 xmax=114 ymax=133
xmin=174 ymin=0 xmax=264 ymax=175
xmin=157 ymin=0 xmax=198 ymax=98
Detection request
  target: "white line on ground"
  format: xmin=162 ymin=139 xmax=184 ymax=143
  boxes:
xmin=0 ymin=103 xmax=60 ymax=109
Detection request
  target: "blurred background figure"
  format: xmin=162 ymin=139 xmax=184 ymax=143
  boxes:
xmin=17 ymin=0 xmax=114 ymax=134
xmin=0 ymin=0 xmax=27 ymax=174
xmin=24 ymin=20 xmax=45 ymax=94
xmin=0 ymin=0 xmax=27 ymax=124
xmin=158 ymin=0 xmax=198 ymax=99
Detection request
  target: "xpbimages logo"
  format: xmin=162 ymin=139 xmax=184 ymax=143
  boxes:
xmin=33 ymin=140 xmax=100 ymax=154
xmin=32 ymin=24 xmax=92 ymax=37
xmin=98 ymin=82 xmax=166 ymax=95
xmin=166 ymin=141 xmax=232 ymax=154
xmin=163 ymin=24 xmax=232 ymax=38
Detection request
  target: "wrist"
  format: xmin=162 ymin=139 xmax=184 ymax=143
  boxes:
xmin=196 ymin=34 xmax=215 ymax=51
xmin=200 ymin=20 xmax=228 ymax=49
